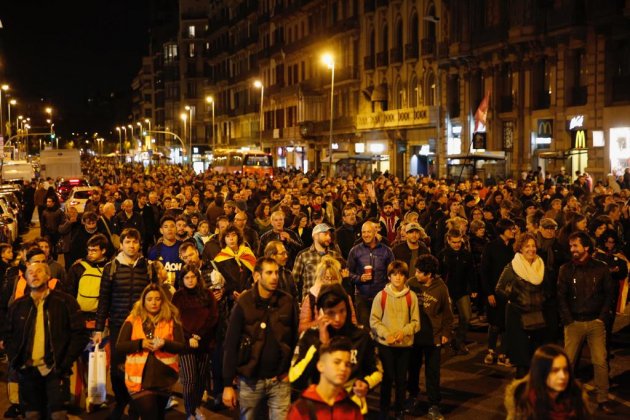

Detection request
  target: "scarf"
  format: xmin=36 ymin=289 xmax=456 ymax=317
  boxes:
xmin=214 ymin=244 xmax=257 ymax=272
xmin=511 ymin=252 xmax=544 ymax=285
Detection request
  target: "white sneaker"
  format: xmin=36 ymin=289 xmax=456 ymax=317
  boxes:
xmin=165 ymin=396 xmax=178 ymax=410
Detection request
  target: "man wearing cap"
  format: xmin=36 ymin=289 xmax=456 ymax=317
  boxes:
xmin=293 ymin=223 xmax=344 ymax=299
xmin=393 ymin=223 xmax=430 ymax=278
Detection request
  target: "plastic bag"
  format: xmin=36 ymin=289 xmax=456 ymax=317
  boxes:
xmin=87 ymin=343 xmax=107 ymax=409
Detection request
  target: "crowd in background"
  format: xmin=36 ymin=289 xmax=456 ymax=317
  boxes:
xmin=0 ymin=157 xmax=628 ymax=419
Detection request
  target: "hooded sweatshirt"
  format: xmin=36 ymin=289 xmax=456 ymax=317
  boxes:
xmin=407 ymin=275 xmax=454 ymax=346
xmin=369 ymin=284 xmax=420 ymax=347
xmin=287 ymin=384 xmax=363 ymax=420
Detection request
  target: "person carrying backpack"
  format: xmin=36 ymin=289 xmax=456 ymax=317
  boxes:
xmin=370 ymin=260 xmax=420 ymax=420
xmin=67 ymin=234 xmax=110 ymax=330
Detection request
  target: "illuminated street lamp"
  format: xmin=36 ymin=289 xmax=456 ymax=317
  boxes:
xmin=321 ymin=53 xmax=335 ymax=178
xmin=144 ymin=118 xmax=151 ymax=132
xmin=206 ymin=96 xmax=215 ymax=151
xmin=0 ymin=84 xmax=9 ymax=137
xmin=7 ymin=99 xmax=16 ymax=136
xmin=184 ymin=105 xmax=193 ymax=148
xmin=253 ymin=80 xmax=264 ymax=149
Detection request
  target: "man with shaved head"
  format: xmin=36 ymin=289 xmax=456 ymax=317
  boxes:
xmin=347 ymin=220 xmax=394 ymax=327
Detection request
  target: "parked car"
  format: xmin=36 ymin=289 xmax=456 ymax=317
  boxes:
xmin=0 ymin=197 xmax=19 ymax=244
xmin=0 ymin=191 xmax=25 ymax=232
xmin=57 ymin=178 xmax=89 ymax=202
xmin=66 ymin=186 xmax=99 ymax=214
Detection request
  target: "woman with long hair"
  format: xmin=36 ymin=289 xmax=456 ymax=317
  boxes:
xmin=496 ymin=232 xmax=549 ymax=378
xmin=117 ymin=284 xmax=185 ymax=419
xmin=254 ymin=202 xmax=272 ymax=235
xmin=298 ymin=255 xmax=357 ymax=334
xmin=172 ymin=264 xmax=219 ymax=420
xmin=291 ymin=212 xmax=313 ymax=249
xmin=505 ymin=344 xmax=590 ymax=419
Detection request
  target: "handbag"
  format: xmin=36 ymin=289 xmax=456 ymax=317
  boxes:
xmin=101 ymin=216 xmax=121 ymax=249
xmin=521 ymin=310 xmax=545 ymax=331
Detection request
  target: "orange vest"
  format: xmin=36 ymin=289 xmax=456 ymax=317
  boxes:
xmin=123 ymin=315 xmax=179 ymax=393
xmin=13 ymin=270 xmax=59 ymax=302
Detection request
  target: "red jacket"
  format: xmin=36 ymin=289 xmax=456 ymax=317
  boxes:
xmin=287 ymin=384 xmax=363 ymax=420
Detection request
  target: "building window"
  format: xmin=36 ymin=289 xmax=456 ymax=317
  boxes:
xmin=188 ymin=25 xmax=196 ymax=38
xmin=568 ymin=49 xmax=587 ymax=106
xmin=409 ymin=75 xmax=419 ymax=107
xmin=426 ymin=71 xmax=436 ymax=106
xmin=532 ymin=58 xmax=550 ymax=109
xmin=164 ymin=44 xmax=178 ymax=63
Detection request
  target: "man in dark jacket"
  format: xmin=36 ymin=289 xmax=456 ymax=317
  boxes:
xmin=335 ymin=204 xmax=361 ymax=259
xmin=438 ymin=229 xmax=476 ymax=355
xmin=393 ymin=222 xmax=430 ymax=278
xmin=2 ymin=262 xmax=89 ymax=419
xmin=480 ymin=218 xmax=516 ymax=365
xmin=557 ymin=231 xmax=615 ymax=415
xmin=347 ymin=221 xmax=395 ymax=327
xmin=93 ymin=228 xmax=158 ymax=419
xmin=222 ymin=257 xmax=298 ymax=420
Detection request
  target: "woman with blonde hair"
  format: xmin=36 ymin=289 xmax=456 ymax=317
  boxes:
xmin=117 ymin=284 xmax=186 ymax=419
xmin=298 ymin=255 xmax=357 ymax=334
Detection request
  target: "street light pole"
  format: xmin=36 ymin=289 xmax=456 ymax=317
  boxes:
xmin=0 ymin=85 xmax=9 ymax=138
xmin=7 ymin=100 xmax=15 ymax=136
xmin=322 ymin=54 xmax=335 ymax=178
xmin=180 ymin=113 xmax=188 ymax=164
xmin=254 ymin=80 xmax=264 ymax=150
xmin=206 ymin=96 xmax=215 ymax=152
xmin=116 ymin=127 xmax=122 ymax=156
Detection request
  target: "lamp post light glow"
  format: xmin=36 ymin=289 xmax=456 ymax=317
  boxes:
xmin=144 ymin=118 xmax=151 ymax=132
xmin=116 ymin=127 xmax=122 ymax=157
xmin=253 ymin=80 xmax=264 ymax=150
xmin=206 ymin=96 xmax=215 ymax=151
xmin=321 ymin=53 xmax=335 ymax=178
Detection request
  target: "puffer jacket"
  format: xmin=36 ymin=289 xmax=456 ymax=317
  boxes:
xmin=557 ymin=257 xmax=614 ymax=324
xmin=95 ymin=254 xmax=158 ymax=330
xmin=347 ymin=241 xmax=395 ymax=299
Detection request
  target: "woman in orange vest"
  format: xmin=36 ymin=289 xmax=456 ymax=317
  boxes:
xmin=116 ymin=283 xmax=185 ymax=419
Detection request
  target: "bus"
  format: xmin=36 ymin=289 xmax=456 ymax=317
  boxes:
xmin=210 ymin=149 xmax=274 ymax=177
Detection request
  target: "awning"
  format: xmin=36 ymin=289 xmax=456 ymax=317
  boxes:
xmin=447 ymin=151 xmax=506 ymax=161
xmin=371 ymin=83 xmax=388 ymax=102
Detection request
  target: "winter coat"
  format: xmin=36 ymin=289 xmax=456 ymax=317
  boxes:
xmin=370 ymin=284 xmax=420 ymax=347
xmin=347 ymin=241 xmax=395 ymax=299
xmin=288 ymin=385 xmax=363 ymax=420
xmin=407 ymin=276 xmax=454 ymax=346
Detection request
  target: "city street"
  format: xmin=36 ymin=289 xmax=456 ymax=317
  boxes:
xmin=0 ymin=224 xmax=628 ymax=419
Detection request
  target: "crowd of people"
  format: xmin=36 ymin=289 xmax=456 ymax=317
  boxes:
xmin=0 ymin=158 xmax=628 ymax=419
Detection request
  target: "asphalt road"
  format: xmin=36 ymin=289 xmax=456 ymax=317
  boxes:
xmin=1 ymin=224 xmax=628 ymax=419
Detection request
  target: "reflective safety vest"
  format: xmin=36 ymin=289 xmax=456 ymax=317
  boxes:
xmin=12 ymin=270 xmax=59 ymax=304
xmin=124 ymin=315 xmax=179 ymax=393
xmin=77 ymin=261 xmax=103 ymax=312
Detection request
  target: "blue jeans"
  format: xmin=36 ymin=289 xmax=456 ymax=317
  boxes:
xmin=564 ymin=319 xmax=609 ymax=403
xmin=238 ymin=376 xmax=291 ymax=420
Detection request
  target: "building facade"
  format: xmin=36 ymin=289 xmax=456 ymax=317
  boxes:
xmin=132 ymin=0 xmax=630 ymax=180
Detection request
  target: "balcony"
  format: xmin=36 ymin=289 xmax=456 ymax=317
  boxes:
xmin=499 ymin=95 xmax=513 ymax=113
xmin=357 ymin=106 xmax=435 ymax=130
xmin=569 ymin=85 xmax=587 ymax=106
xmin=421 ymin=38 xmax=435 ymax=57
xmin=364 ymin=55 xmax=375 ymax=71
xmin=335 ymin=66 xmax=359 ymax=82
xmin=389 ymin=47 xmax=402 ymax=64
xmin=405 ymin=43 xmax=419 ymax=60
xmin=376 ymin=51 xmax=388 ymax=67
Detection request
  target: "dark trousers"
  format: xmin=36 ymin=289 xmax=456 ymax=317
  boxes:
xmin=130 ymin=391 xmax=169 ymax=420
xmin=180 ymin=352 xmax=211 ymax=416
xmin=210 ymin=341 xmax=224 ymax=400
xmin=18 ymin=367 xmax=68 ymax=418
xmin=378 ymin=345 xmax=410 ymax=412
xmin=109 ymin=326 xmax=131 ymax=412
xmin=407 ymin=343 xmax=442 ymax=405
xmin=354 ymin=294 xmax=374 ymax=328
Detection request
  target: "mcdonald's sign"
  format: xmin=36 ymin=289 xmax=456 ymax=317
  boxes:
xmin=537 ymin=119 xmax=553 ymax=138
xmin=571 ymin=129 xmax=587 ymax=149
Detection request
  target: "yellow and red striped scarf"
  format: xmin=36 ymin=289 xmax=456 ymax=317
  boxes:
xmin=214 ymin=245 xmax=257 ymax=272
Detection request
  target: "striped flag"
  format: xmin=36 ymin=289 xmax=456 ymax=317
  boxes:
xmin=474 ymin=90 xmax=491 ymax=132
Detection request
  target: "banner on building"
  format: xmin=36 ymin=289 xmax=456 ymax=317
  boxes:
xmin=571 ymin=129 xmax=587 ymax=149
xmin=537 ymin=119 xmax=553 ymax=138
xmin=474 ymin=91 xmax=491 ymax=133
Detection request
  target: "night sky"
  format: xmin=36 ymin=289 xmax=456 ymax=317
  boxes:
xmin=0 ymin=0 xmax=154 ymax=138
